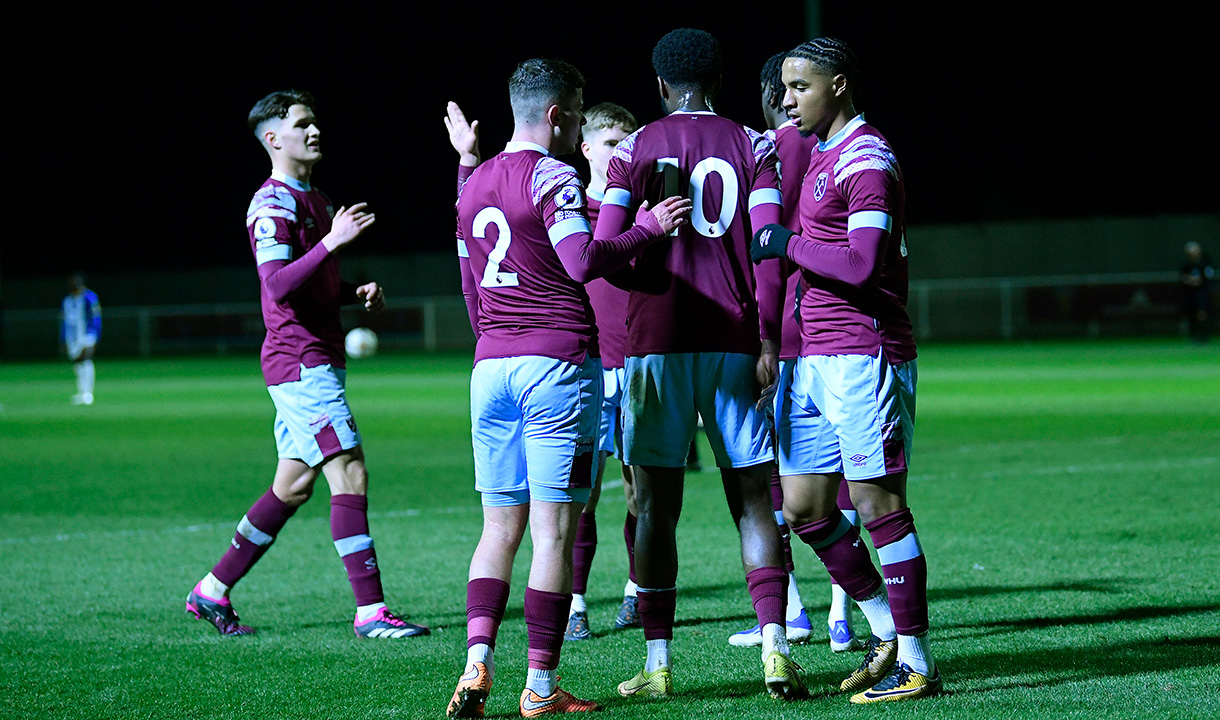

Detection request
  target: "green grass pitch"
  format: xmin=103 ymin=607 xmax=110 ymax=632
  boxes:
xmin=2 ymin=340 xmax=1218 ymax=719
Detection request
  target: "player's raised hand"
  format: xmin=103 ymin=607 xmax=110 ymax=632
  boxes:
xmin=636 ymin=196 xmax=693 ymax=236
xmin=355 ymin=282 xmax=385 ymax=312
xmin=324 ymin=203 xmax=376 ymax=251
xmin=444 ymin=101 xmax=481 ymax=167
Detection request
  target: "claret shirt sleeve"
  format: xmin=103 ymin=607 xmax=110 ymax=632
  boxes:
xmin=746 ymin=130 xmax=785 ymax=343
xmin=592 ymin=133 xmax=638 ymax=242
xmin=248 ymin=184 xmax=332 ymax=303
xmin=455 ymin=164 xmax=480 ymax=339
xmin=786 ymin=164 xmax=897 ymax=288
xmin=540 ymin=158 xmax=661 ymax=284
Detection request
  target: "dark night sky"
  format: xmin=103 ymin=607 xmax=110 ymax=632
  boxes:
xmin=6 ymin=2 xmax=1212 ymax=280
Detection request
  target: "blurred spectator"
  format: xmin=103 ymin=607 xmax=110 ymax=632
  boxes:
xmin=1180 ymin=242 xmax=1215 ymax=343
xmin=61 ymin=272 xmax=100 ymax=405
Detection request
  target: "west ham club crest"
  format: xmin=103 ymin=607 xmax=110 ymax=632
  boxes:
xmin=813 ymin=172 xmax=829 ymax=202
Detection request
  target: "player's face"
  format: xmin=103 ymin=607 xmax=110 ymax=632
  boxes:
xmin=580 ymin=125 xmax=629 ymax=179
xmin=553 ymin=89 xmax=586 ymax=156
xmin=781 ymin=58 xmax=840 ymax=139
xmin=273 ymin=104 xmax=322 ymax=164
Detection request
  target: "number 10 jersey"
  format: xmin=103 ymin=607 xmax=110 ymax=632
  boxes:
xmin=599 ymin=111 xmax=784 ymax=357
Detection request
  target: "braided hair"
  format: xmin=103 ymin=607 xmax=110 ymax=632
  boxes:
xmin=759 ymin=52 xmax=786 ymax=111
xmin=786 ymin=37 xmax=861 ymax=99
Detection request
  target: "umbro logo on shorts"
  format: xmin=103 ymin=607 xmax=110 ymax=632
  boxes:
xmin=850 ymin=453 xmax=869 ymax=466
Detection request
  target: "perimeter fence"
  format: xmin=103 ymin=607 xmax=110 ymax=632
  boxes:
xmin=1 ymin=271 xmax=1204 ymax=360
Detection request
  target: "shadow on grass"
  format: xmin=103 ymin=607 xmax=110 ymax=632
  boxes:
xmin=928 ymin=578 xmax=1137 ymax=602
xmin=940 ymin=634 xmax=1220 ymax=696
xmin=939 ymin=603 xmax=1219 ymax=638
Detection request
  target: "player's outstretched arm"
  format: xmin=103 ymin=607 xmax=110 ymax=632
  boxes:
xmin=555 ymin=197 xmax=691 ymax=284
xmin=258 ymin=204 xmax=374 ymax=303
xmin=751 ymin=223 xmax=888 ymax=289
xmin=445 ymin=101 xmax=480 ymax=168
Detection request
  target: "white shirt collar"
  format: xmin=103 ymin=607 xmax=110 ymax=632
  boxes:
xmin=504 ymin=141 xmax=550 ymax=156
xmin=820 ymin=114 xmax=867 ymax=151
xmin=272 ymin=169 xmax=311 ymax=192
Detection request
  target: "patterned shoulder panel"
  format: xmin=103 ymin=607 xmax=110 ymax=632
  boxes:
xmin=246 ymin=184 xmax=298 ymax=227
xmin=834 ymin=134 xmax=899 ymax=184
xmin=608 ymin=128 xmax=641 ymax=165
xmin=531 ymin=156 xmax=583 ymax=207
xmin=744 ymin=124 xmax=777 ymax=165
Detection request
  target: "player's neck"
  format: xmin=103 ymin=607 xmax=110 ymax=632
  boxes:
xmin=667 ymin=92 xmax=714 ymax=114
xmin=586 ymin=173 xmax=608 ymax=195
xmin=511 ymin=125 xmax=559 ymax=155
xmin=818 ymin=106 xmax=859 ymax=143
xmin=271 ymin=157 xmax=315 ymax=186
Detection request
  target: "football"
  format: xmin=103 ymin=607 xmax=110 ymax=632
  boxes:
xmin=344 ymin=327 xmax=379 ymax=359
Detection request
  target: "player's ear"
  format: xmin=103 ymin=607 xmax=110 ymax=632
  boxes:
xmin=832 ymin=73 xmax=849 ymax=98
xmin=656 ymin=77 xmax=669 ymax=101
xmin=545 ymin=103 xmax=562 ymax=129
xmin=263 ymin=129 xmax=280 ymax=150
xmin=580 ymin=140 xmax=592 ymax=160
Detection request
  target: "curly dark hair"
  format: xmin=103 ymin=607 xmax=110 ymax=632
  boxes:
xmin=760 ymin=52 xmax=786 ymax=111
xmin=652 ymin=28 xmax=721 ymax=90
xmin=509 ymin=58 xmax=586 ymax=122
xmin=247 ymin=90 xmax=315 ymax=133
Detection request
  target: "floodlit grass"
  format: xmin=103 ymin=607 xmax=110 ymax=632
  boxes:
xmin=2 ymin=340 xmax=1218 ymax=719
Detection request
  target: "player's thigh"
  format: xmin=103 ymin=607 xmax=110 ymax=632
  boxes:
xmin=622 ymin=354 xmax=699 ymax=468
xmin=693 ymin=352 xmax=771 ymax=469
xmin=600 ymin=366 xmax=626 ymax=458
xmin=515 ymin=355 xmax=599 ymax=505
xmin=267 ymin=363 xmax=362 ymax=468
xmin=66 ymin=336 xmax=93 ymax=362
xmin=893 ymin=359 xmax=917 ymax=465
xmin=777 ymin=356 xmax=842 ymax=477
xmin=470 ymin=357 xmax=529 ymax=503
xmin=806 ymin=352 xmax=908 ymax=481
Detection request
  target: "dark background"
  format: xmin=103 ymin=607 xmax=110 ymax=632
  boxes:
xmin=6 ymin=2 xmax=1211 ymax=279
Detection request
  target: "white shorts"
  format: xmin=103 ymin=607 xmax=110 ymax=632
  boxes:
xmin=470 ymin=355 xmax=601 ymax=506
xmin=267 ymin=363 xmax=361 ymax=468
xmin=600 ymin=366 xmax=626 ymax=457
xmin=777 ymin=353 xmax=916 ymax=481
xmin=66 ymin=333 xmax=97 ymax=361
xmin=623 ymin=352 xmax=771 ymax=469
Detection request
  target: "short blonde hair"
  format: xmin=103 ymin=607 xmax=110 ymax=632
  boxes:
xmin=583 ymin=102 xmax=637 ymax=136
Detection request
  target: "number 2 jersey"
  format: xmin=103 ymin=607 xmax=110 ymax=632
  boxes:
xmin=455 ymin=142 xmax=662 ymax=366
xmin=597 ymin=111 xmax=784 ymax=357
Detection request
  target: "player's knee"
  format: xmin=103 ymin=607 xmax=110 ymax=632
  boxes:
xmin=281 ymin=485 xmax=313 ymax=507
xmin=782 ymin=504 xmax=817 ymax=529
xmin=849 ymin=493 xmax=898 ymax=526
